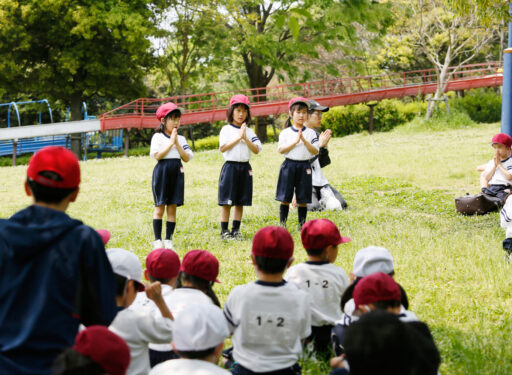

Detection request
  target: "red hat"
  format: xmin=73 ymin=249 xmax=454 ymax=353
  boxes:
xmin=301 ymin=219 xmax=350 ymax=250
xmin=180 ymin=250 xmax=220 ymax=283
xmin=156 ymin=102 xmax=183 ymax=121
xmin=229 ymin=94 xmax=250 ymax=108
xmin=491 ymin=133 xmax=512 ymax=148
xmin=27 ymin=146 xmax=80 ymax=188
xmin=353 ymin=272 xmax=401 ymax=310
xmin=252 ymin=226 xmax=294 ymax=260
xmin=73 ymin=326 xmax=130 ymax=375
xmin=96 ymin=229 xmax=111 ymax=246
xmin=288 ymin=97 xmax=310 ymax=111
xmin=146 ymin=248 xmax=180 ymax=279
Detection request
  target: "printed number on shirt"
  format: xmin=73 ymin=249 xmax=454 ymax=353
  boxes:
xmin=246 ymin=312 xmax=294 ymax=345
xmin=305 ymin=280 xmax=329 ymax=288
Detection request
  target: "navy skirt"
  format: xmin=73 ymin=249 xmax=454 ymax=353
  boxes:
xmin=152 ymin=159 xmax=184 ymax=206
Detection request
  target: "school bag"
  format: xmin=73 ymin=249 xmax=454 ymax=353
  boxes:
xmin=454 ymin=193 xmax=503 ymax=215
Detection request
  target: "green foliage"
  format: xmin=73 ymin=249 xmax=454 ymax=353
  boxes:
xmin=451 ymin=89 xmax=502 ymax=123
xmin=321 ymin=99 xmax=427 ymax=136
xmin=395 ymin=109 xmax=476 ymax=133
xmin=193 ymin=135 xmax=219 ymax=151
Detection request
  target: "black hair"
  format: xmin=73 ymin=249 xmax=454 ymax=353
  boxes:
xmin=372 ymin=300 xmax=401 ymax=310
xmin=305 ymin=247 xmax=326 ymax=257
xmin=175 ymin=271 xmax=221 ymax=307
xmin=285 ymin=102 xmax=309 ymax=127
xmin=114 ymin=274 xmax=128 ymax=297
xmin=254 ymin=255 xmax=289 ymax=274
xmin=177 ymin=346 xmax=217 ymax=360
xmin=155 ymin=109 xmax=181 ymax=133
xmin=26 ymin=172 xmax=77 ymax=204
xmin=52 ymin=348 xmax=105 ymax=375
xmin=343 ymin=311 xmax=415 ymax=375
xmin=226 ymin=103 xmax=251 ymax=125
xmin=148 ymin=275 xmax=172 ymax=284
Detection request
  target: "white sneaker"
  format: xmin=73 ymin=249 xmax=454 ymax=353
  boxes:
xmin=163 ymin=239 xmax=174 ymax=250
xmin=153 ymin=239 xmax=163 ymax=249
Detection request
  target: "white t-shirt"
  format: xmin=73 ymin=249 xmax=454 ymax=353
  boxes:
xmin=150 ymin=133 xmax=194 ymax=160
xmin=223 ymin=281 xmax=311 ymax=372
xmin=150 ymin=359 xmax=231 ymax=375
xmin=311 ymin=157 xmax=329 ymax=187
xmin=109 ymin=308 xmax=174 ymax=375
xmin=219 ymin=124 xmax=262 ymax=162
xmin=277 ymin=126 xmax=319 ymax=161
xmin=285 ymin=262 xmax=349 ymax=326
xmin=483 ymin=156 xmax=512 ymax=186
xmin=340 ymin=299 xmax=419 ymax=326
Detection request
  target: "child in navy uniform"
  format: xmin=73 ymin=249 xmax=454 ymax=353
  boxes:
xmin=285 ymin=219 xmax=350 ymax=354
xmin=150 ymin=102 xmax=193 ymax=250
xmin=219 ymin=95 xmax=262 ymax=239
xmin=276 ymin=97 xmax=319 ymax=228
xmin=223 ymin=226 xmax=311 ymax=375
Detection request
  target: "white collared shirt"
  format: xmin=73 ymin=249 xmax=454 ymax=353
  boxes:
xmin=483 ymin=156 xmax=512 ymax=185
xmin=219 ymin=124 xmax=262 ymax=162
xmin=150 ymin=133 xmax=193 ymax=160
xmin=150 ymin=359 xmax=231 ymax=375
xmin=277 ymin=126 xmax=319 ymax=161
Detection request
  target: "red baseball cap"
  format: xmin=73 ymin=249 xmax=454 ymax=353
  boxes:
xmin=180 ymin=250 xmax=220 ymax=283
xmin=96 ymin=229 xmax=111 ymax=246
xmin=353 ymin=272 xmax=401 ymax=309
xmin=229 ymin=94 xmax=250 ymax=108
xmin=146 ymin=248 xmax=180 ymax=279
xmin=491 ymin=133 xmax=512 ymax=148
xmin=252 ymin=226 xmax=294 ymax=260
xmin=27 ymin=146 xmax=80 ymax=188
xmin=288 ymin=97 xmax=310 ymax=111
xmin=73 ymin=326 xmax=130 ymax=375
xmin=156 ymin=102 xmax=183 ymax=121
xmin=301 ymin=219 xmax=350 ymax=250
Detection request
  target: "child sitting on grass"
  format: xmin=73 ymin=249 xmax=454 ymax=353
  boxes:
xmin=223 ymin=226 xmax=311 ymax=375
xmin=285 ymin=219 xmax=350 ymax=354
xmin=480 ymin=133 xmax=512 ymax=203
xmin=107 ymin=248 xmax=174 ymax=375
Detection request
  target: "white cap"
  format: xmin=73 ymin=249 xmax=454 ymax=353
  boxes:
xmin=106 ymin=248 xmax=143 ymax=284
xmin=353 ymin=246 xmax=394 ymax=277
xmin=173 ymin=304 xmax=229 ymax=351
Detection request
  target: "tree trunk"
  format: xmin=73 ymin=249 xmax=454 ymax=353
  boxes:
xmin=70 ymin=92 xmax=83 ymax=158
xmin=426 ymin=58 xmax=450 ymax=120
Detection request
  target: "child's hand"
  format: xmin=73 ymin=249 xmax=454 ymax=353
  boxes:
xmin=170 ymin=128 xmax=178 ymax=146
xmin=145 ymin=281 xmax=163 ymax=301
xmin=494 ymin=153 xmax=501 ymax=167
xmin=296 ymin=129 xmax=303 ymax=144
xmin=239 ymin=123 xmax=247 ymax=141
xmin=319 ymin=129 xmax=332 ymax=147
xmin=329 ymin=354 xmax=346 ymax=369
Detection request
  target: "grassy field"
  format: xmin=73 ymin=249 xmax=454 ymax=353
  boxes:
xmin=1 ymin=122 xmax=511 ymax=374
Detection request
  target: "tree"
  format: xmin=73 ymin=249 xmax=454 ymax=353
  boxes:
xmin=0 ymin=0 xmax=155 ymax=155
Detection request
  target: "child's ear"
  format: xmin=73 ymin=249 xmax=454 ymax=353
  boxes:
xmin=69 ymin=188 xmax=79 ymax=202
xmin=144 ymin=269 xmax=149 ymax=281
xmin=24 ymin=181 xmax=32 ymax=197
xmin=286 ymin=257 xmax=294 ymax=269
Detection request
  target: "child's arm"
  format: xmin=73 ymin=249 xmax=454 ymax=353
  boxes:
xmin=243 ymin=127 xmax=261 ymax=154
xmin=481 ymin=157 xmax=498 ymax=184
xmin=278 ymin=129 xmax=302 ymax=154
xmin=301 ymin=132 xmax=319 ymax=155
xmin=220 ymin=124 xmax=244 ymax=153
xmin=146 ymin=282 xmax=174 ymax=320
xmin=174 ymin=130 xmax=192 ymax=162
xmin=153 ymin=133 xmax=175 ymax=161
xmin=497 ymin=162 xmax=512 ymax=180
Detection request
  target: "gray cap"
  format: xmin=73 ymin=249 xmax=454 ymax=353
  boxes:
xmin=353 ymin=246 xmax=394 ymax=277
xmin=106 ymin=248 xmax=144 ymax=285
xmin=308 ymin=99 xmax=329 ymax=112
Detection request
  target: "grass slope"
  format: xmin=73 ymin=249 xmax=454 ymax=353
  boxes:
xmin=1 ymin=122 xmax=511 ymax=374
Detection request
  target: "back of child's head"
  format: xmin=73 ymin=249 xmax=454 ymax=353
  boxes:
xmin=300 ymin=219 xmax=350 ymax=256
xmin=252 ymin=226 xmax=294 ymax=274
xmin=53 ymin=326 xmax=130 ymax=375
xmin=227 ymin=94 xmax=251 ymax=124
xmin=285 ymin=97 xmax=309 ymax=127
xmin=174 ymin=304 xmax=229 ymax=360
xmin=343 ymin=311 xmax=415 ymax=375
xmin=353 ymin=246 xmax=394 ymax=278
xmin=146 ymin=248 xmax=180 ymax=284
xmin=176 ymin=250 xmax=221 ymax=306
xmin=353 ymin=272 xmax=401 ymax=311
xmin=26 ymin=146 xmax=80 ymax=204
xmin=107 ymin=248 xmax=145 ymax=295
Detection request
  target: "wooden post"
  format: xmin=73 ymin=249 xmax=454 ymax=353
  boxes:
xmin=367 ymin=103 xmax=377 ymax=134
xmin=189 ymin=125 xmax=196 ymax=151
xmin=124 ymin=129 xmax=129 ymax=157
xmin=12 ymin=139 xmax=17 ymax=166
xmin=271 ymin=117 xmax=277 ymax=142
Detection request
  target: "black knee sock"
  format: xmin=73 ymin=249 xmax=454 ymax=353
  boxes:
xmin=298 ymin=206 xmax=307 ymax=228
xmin=153 ymin=219 xmax=162 ymax=240
xmin=279 ymin=204 xmax=289 ymax=225
xmin=221 ymin=221 xmax=229 ymax=233
xmin=232 ymin=220 xmax=241 ymax=233
xmin=166 ymin=221 xmax=176 ymax=240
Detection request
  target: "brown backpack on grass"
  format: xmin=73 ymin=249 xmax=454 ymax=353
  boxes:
xmin=455 ymin=193 xmax=503 ymax=215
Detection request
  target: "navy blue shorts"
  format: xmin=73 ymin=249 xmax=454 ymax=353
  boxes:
xmin=275 ymin=159 xmax=312 ymax=204
xmin=152 ymin=159 xmax=184 ymax=206
xmin=231 ymin=363 xmax=301 ymax=375
xmin=218 ymin=161 xmax=253 ymax=206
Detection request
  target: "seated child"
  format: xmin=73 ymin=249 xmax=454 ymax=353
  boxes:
xmin=149 ymin=304 xmax=231 ymax=375
xmin=480 ymin=133 xmax=512 ymax=203
xmin=107 ymin=248 xmax=174 ymax=375
xmin=223 ymin=226 xmax=311 ymax=375
xmin=53 ymin=325 xmax=130 ymax=375
xmin=330 ymin=273 xmax=440 ymax=375
xmin=284 ymin=219 xmax=350 ymax=353
xmin=130 ymin=248 xmax=181 ymax=367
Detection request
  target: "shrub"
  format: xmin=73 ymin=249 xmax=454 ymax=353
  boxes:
xmin=394 ymin=109 xmax=476 ymax=133
xmin=451 ymin=89 xmax=501 ymax=123
xmin=193 ymin=135 xmax=218 ymax=151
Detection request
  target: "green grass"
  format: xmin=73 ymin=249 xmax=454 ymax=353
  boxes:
xmin=1 ymin=122 xmax=511 ymax=374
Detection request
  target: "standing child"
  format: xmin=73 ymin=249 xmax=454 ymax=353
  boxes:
xmin=276 ymin=97 xmax=319 ymax=228
xmin=218 ymin=94 xmax=262 ymax=239
xmin=223 ymin=226 xmax=311 ymax=375
xmin=150 ymin=102 xmax=193 ymax=250
xmin=284 ymin=219 xmax=351 ymax=354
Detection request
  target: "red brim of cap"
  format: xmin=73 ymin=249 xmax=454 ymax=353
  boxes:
xmin=339 ymin=236 xmax=351 ymax=244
